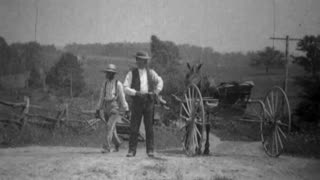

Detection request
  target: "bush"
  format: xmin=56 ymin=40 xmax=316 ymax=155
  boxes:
xmin=294 ymin=75 xmax=320 ymax=124
xmin=292 ymin=35 xmax=320 ymax=126
xmin=28 ymin=67 xmax=42 ymax=88
xmin=150 ymin=35 xmax=185 ymax=96
xmin=46 ymin=52 xmax=85 ymax=97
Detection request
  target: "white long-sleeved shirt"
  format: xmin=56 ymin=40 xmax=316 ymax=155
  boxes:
xmin=96 ymin=79 xmax=129 ymax=111
xmin=123 ymin=68 xmax=163 ymax=96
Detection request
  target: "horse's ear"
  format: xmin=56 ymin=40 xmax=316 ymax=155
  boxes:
xmin=196 ymin=64 xmax=202 ymax=72
xmin=187 ymin=63 xmax=191 ymax=70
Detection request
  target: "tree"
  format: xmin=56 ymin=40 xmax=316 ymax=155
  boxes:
xmin=150 ymin=35 xmax=184 ymax=124
xmin=150 ymin=35 xmax=185 ymax=96
xmin=249 ymin=47 xmax=285 ymax=73
xmin=0 ymin=37 xmax=26 ymax=76
xmin=0 ymin=37 xmax=11 ymax=76
xmin=46 ymin=52 xmax=85 ymax=97
xmin=292 ymin=35 xmax=320 ymax=125
xmin=150 ymin=35 xmax=180 ymax=68
xmin=294 ymin=76 xmax=320 ymax=124
xmin=293 ymin=35 xmax=320 ymax=78
xmin=28 ymin=67 xmax=42 ymax=88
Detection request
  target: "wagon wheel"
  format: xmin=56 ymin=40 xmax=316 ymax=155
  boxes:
xmin=261 ymin=86 xmax=291 ymax=157
xmin=179 ymin=83 xmax=205 ymax=156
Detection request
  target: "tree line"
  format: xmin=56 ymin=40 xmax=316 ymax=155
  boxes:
xmin=64 ymin=40 xmax=290 ymax=74
xmin=0 ymin=37 xmax=84 ymax=96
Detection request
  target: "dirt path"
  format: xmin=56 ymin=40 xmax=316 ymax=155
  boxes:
xmin=0 ymin=134 xmax=319 ymax=180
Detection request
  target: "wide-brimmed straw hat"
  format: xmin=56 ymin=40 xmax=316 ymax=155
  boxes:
xmin=101 ymin=64 xmax=117 ymax=73
xmin=134 ymin=51 xmax=151 ymax=60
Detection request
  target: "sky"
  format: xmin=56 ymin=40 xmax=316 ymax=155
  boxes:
xmin=0 ymin=0 xmax=319 ymax=52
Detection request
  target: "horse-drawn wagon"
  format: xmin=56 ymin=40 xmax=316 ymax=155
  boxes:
xmin=174 ymin=63 xmax=291 ymax=157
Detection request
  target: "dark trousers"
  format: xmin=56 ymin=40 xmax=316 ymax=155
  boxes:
xmin=128 ymin=96 xmax=154 ymax=153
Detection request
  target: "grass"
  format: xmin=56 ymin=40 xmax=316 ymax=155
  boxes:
xmin=211 ymin=176 xmax=233 ymax=180
xmin=285 ymin=128 xmax=320 ymax=159
xmin=175 ymin=169 xmax=183 ymax=180
xmin=1 ymin=115 xmax=183 ymax=150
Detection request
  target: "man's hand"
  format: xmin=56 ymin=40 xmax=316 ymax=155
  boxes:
xmin=135 ymin=91 xmax=144 ymax=97
xmin=124 ymin=110 xmax=131 ymax=119
xmin=95 ymin=109 xmax=100 ymax=118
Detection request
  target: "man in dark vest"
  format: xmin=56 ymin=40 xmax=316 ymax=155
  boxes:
xmin=123 ymin=51 xmax=163 ymax=157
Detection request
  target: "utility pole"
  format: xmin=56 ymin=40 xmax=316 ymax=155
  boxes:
xmin=270 ymin=35 xmax=301 ymax=92
xmin=34 ymin=0 xmax=38 ymax=42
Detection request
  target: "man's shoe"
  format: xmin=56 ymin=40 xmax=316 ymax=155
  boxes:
xmin=101 ymin=149 xmax=110 ymax=154
xmin=126 ymin=151 xmax=136 ymax=157
xmin=114 ymin=143 xmax=121 ymax=152
xmin=147 ymin=152 xmax=155 ymax=157
xmin=114 ymin=146 xmax=119 ymax=152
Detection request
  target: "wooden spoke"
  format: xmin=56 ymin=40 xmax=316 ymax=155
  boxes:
xmin=265 ymin=97 xmax=274 ymax=119
xmin=276 ymin=126 xmax=284 ymax=149
xmin=277 ymin=125 xmax=287 ymax=139
xmin=181 ymin=103 xmax=191 ymax=117
xmin=270 ymin=91 xmax=275 ymax=115
xmin=184 ymin=94 xmax=191 ymax=114
xmin=264 ymin=109 xmax=272 ymax=120
xmin=180 ymin=114 xmax=190 ymax=121
xmin=277 ymin=121 xmax=289 ymax=127
xmin=195 ymin=125 xmax=201 ymax=136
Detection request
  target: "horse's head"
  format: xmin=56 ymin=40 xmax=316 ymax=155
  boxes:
xmin=184 ymin=63 xmax=220 ymax=98
xmin=185 ymin=63 xmax=202 ymax=87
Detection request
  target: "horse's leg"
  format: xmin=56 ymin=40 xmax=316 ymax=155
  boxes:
xmin=184 ymin=124 xmax=190 ymax=151
xmin=203 ymin=124 xmax=210 ymax=155
xmin=195 ymin=124 xmax=202 ymax=155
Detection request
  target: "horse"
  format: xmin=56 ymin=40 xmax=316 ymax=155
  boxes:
xmin=184 ymin=63 xmax=220 ymax=155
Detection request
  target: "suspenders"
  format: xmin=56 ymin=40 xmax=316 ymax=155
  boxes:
xmin=103 ymin=79 xmax=118 ymax=101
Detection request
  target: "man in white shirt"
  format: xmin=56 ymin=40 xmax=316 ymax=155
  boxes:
xmin=123 ymin=51 xmax=163 ymax=157
xmin=96 ymin=64 xmax=129 ymax=153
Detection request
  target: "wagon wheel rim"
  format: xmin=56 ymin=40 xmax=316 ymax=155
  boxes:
xmin=261 ymin=86 xmax=291 ymax=157
xmin=179 ymin=83 xmax=205 ymax=156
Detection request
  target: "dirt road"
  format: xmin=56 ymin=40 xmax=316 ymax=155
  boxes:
xmin=0 ymin=135 xmax=319 ymax=180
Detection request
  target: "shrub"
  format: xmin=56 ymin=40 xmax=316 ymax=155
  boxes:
xmin=294 ymin=75 xmax=320 ymax=124
xmin=46 ymin=52 xmax=85 ymax=97
xmin=293 ymin=35 xmax=320 ymax=125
